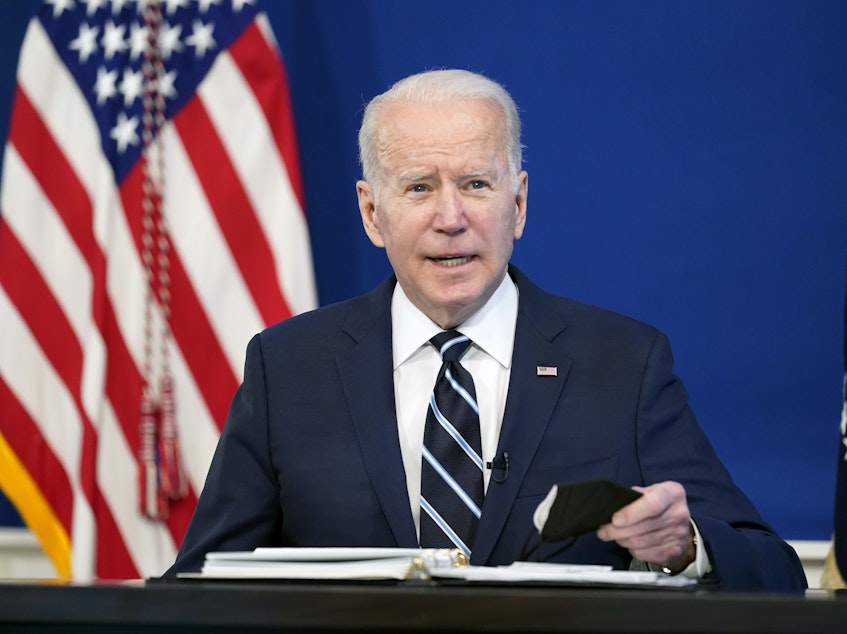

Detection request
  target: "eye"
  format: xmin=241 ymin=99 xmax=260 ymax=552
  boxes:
xmin=407 ymin=183 xmax=428 ymax=193
xmin=468 ymin=180 xmax=488 ymax=190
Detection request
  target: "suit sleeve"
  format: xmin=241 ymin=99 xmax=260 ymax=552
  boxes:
xmin=636 ymin=332 xmax=807 ymax=592
xmin=162 ymin=334 xmax=282 ymax=576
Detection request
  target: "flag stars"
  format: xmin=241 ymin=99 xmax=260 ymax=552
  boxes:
xmin=49 ymin=0 xmax=240 ymax=161
xmin=196 ymin=0 xmax=223 ymax=14
xmin=69 ymin=22 xmax=99 ymax=63
xmin=185 ymin=20 xmax=215 ymax=58
xmin=165 ymin=0 xmax=191 ymax=15
xmin=82 ymin=0 xmax=109 ymax=17
xmin=94 ymin=66 xmax=118 ymax=104
xmin=232 ymin=0 xmax=256 ymax=12
xmin=158 ymin=22 xmax=184 ymax=60
xmin=110 ymin=111 xmax=140 ymax=154
xmin=45 ymin=0 xmax=76 ymax=18
xmin=110 ymin=0 xmax=132 ymax=14
xmin=160 ymin=69 xmax=179 ymax=99
xmin=119 ymin=67 xmax=144 ymax=106
xmin=128 ymin=22 xmax=148 ymax=61
xmin=101 ymin=20 xmax=128 ymax=60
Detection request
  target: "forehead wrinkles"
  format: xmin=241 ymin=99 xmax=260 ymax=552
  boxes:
xmin=375 ymin=113 xmax=506 ymax=178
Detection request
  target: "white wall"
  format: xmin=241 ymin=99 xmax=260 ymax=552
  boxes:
xmin=0 ymin=527 xmax=830 ymax=588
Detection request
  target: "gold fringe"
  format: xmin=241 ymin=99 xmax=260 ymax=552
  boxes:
xmin=820 ymin=542 xmax=846 ymax=590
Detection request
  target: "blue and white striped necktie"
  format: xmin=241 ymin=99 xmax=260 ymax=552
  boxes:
xmin=419 ymin=330 xmax=484 ymax=557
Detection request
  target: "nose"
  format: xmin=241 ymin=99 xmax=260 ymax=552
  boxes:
xmin=432 ymin=186 xmax=467 ymax=233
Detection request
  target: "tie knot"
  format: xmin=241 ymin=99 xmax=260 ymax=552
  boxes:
xmin=430 ymin=330 xmax=471 ymax=362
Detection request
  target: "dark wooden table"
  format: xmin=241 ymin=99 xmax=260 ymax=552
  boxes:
xmin=0 ymin=579 xmax=843 ymax=633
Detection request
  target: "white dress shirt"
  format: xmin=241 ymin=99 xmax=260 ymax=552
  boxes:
xmin=391 ymin=273 xmax=518 ymax=536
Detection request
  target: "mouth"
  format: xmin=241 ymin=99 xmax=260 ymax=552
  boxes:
xmin=430 ymin=255 xmax=473 ymax=267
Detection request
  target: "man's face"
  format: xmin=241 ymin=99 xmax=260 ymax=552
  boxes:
xmin=357 ymin=99 xmax=528 ymax=329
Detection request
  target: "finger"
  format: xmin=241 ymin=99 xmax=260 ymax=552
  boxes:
xmin=612 ymin=494 xmax=668 ymax=527
xmin=598 ymin=509 xmax=690 ymax=552
xmin=597 ymin=516 xmax=666 ymax=542
xmin=613 ymin=482 xmax=686 ymax=527
xmin=629 ymin=527 xmax=694 ymax=568
xmin=602 ymin=518 xmax=693 ymax=567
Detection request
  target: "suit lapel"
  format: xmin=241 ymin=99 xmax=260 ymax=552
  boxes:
xmin=471 ymin=267 xmax=572 ymax=564
xmin=335 ymin=277 xmax=419 ymax=548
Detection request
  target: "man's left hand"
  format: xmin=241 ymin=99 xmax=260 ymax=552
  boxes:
xmin=596 ymin=480 xmax=695 ymax=573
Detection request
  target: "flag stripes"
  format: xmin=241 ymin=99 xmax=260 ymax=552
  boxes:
xmin=0 ymin=1 xmax=316 ymax=579
xmin=172 ymin=102 xmax=290 ymax=328
xmin=203 ymin=23 xmax=313 ymax=318
xmin=230 ymin=17 xmax=307 ymax=210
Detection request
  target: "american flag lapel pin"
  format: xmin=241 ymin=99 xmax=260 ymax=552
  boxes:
xmin=536 ymin=366 xmax=558 ymax=377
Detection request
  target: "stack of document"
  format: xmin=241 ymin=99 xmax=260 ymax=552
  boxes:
xmin=180 ymin=547 xmax=695 ymax=587
xmin=188 ymin=547 xmax=427 ymax=580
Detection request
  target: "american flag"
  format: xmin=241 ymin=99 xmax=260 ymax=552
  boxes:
xmin=0 ymin=0 xmax=316 ymax=579
xmin=823 ymin=268 xmax=847 ymax=589
xmin=832 ymin=269 xmax=847 ymax=583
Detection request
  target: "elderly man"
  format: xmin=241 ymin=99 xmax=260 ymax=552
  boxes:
xmin=166 ymin=69 xmax=806 ymax=591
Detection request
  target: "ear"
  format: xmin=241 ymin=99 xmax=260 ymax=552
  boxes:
xmin=513 ymin=171 xmax=528 ymax=240
xmin=357 ymin=180 xmax=385 ymax=248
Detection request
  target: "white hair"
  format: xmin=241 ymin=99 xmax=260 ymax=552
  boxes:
xmin=358 ymin=69 xmax=523 ymax=190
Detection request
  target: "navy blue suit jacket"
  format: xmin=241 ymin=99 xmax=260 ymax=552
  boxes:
xmin=167 ymin=266 xmax=806 ymax=591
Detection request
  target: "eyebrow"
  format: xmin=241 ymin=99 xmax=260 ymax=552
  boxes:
xmin=463 ymin=169 xmax=495 ymax=180
xmin=397 ymin=172 xmax=435 ymax=183
xmin=398 ymin=168 xmax=497 ymax=182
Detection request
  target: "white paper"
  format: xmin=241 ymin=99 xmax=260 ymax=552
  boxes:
xmin=189 ymin=547 xmax=431 ymax=580
xmin=199 ymin=557 xmax=417 ymax=580
xmin=181 ymin=547 xmax=696 ymax=587
xmin=431 ymin=561 xmax=696 ymax=587
xmin=208 ymin=547 xmax=423 ymax=562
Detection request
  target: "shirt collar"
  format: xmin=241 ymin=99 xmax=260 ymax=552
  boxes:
xmin=391 ymin=272 xmax=518 ymax=369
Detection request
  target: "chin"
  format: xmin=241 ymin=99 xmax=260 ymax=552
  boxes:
xmin=432 ymin=292 xmax=486 ymax=321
